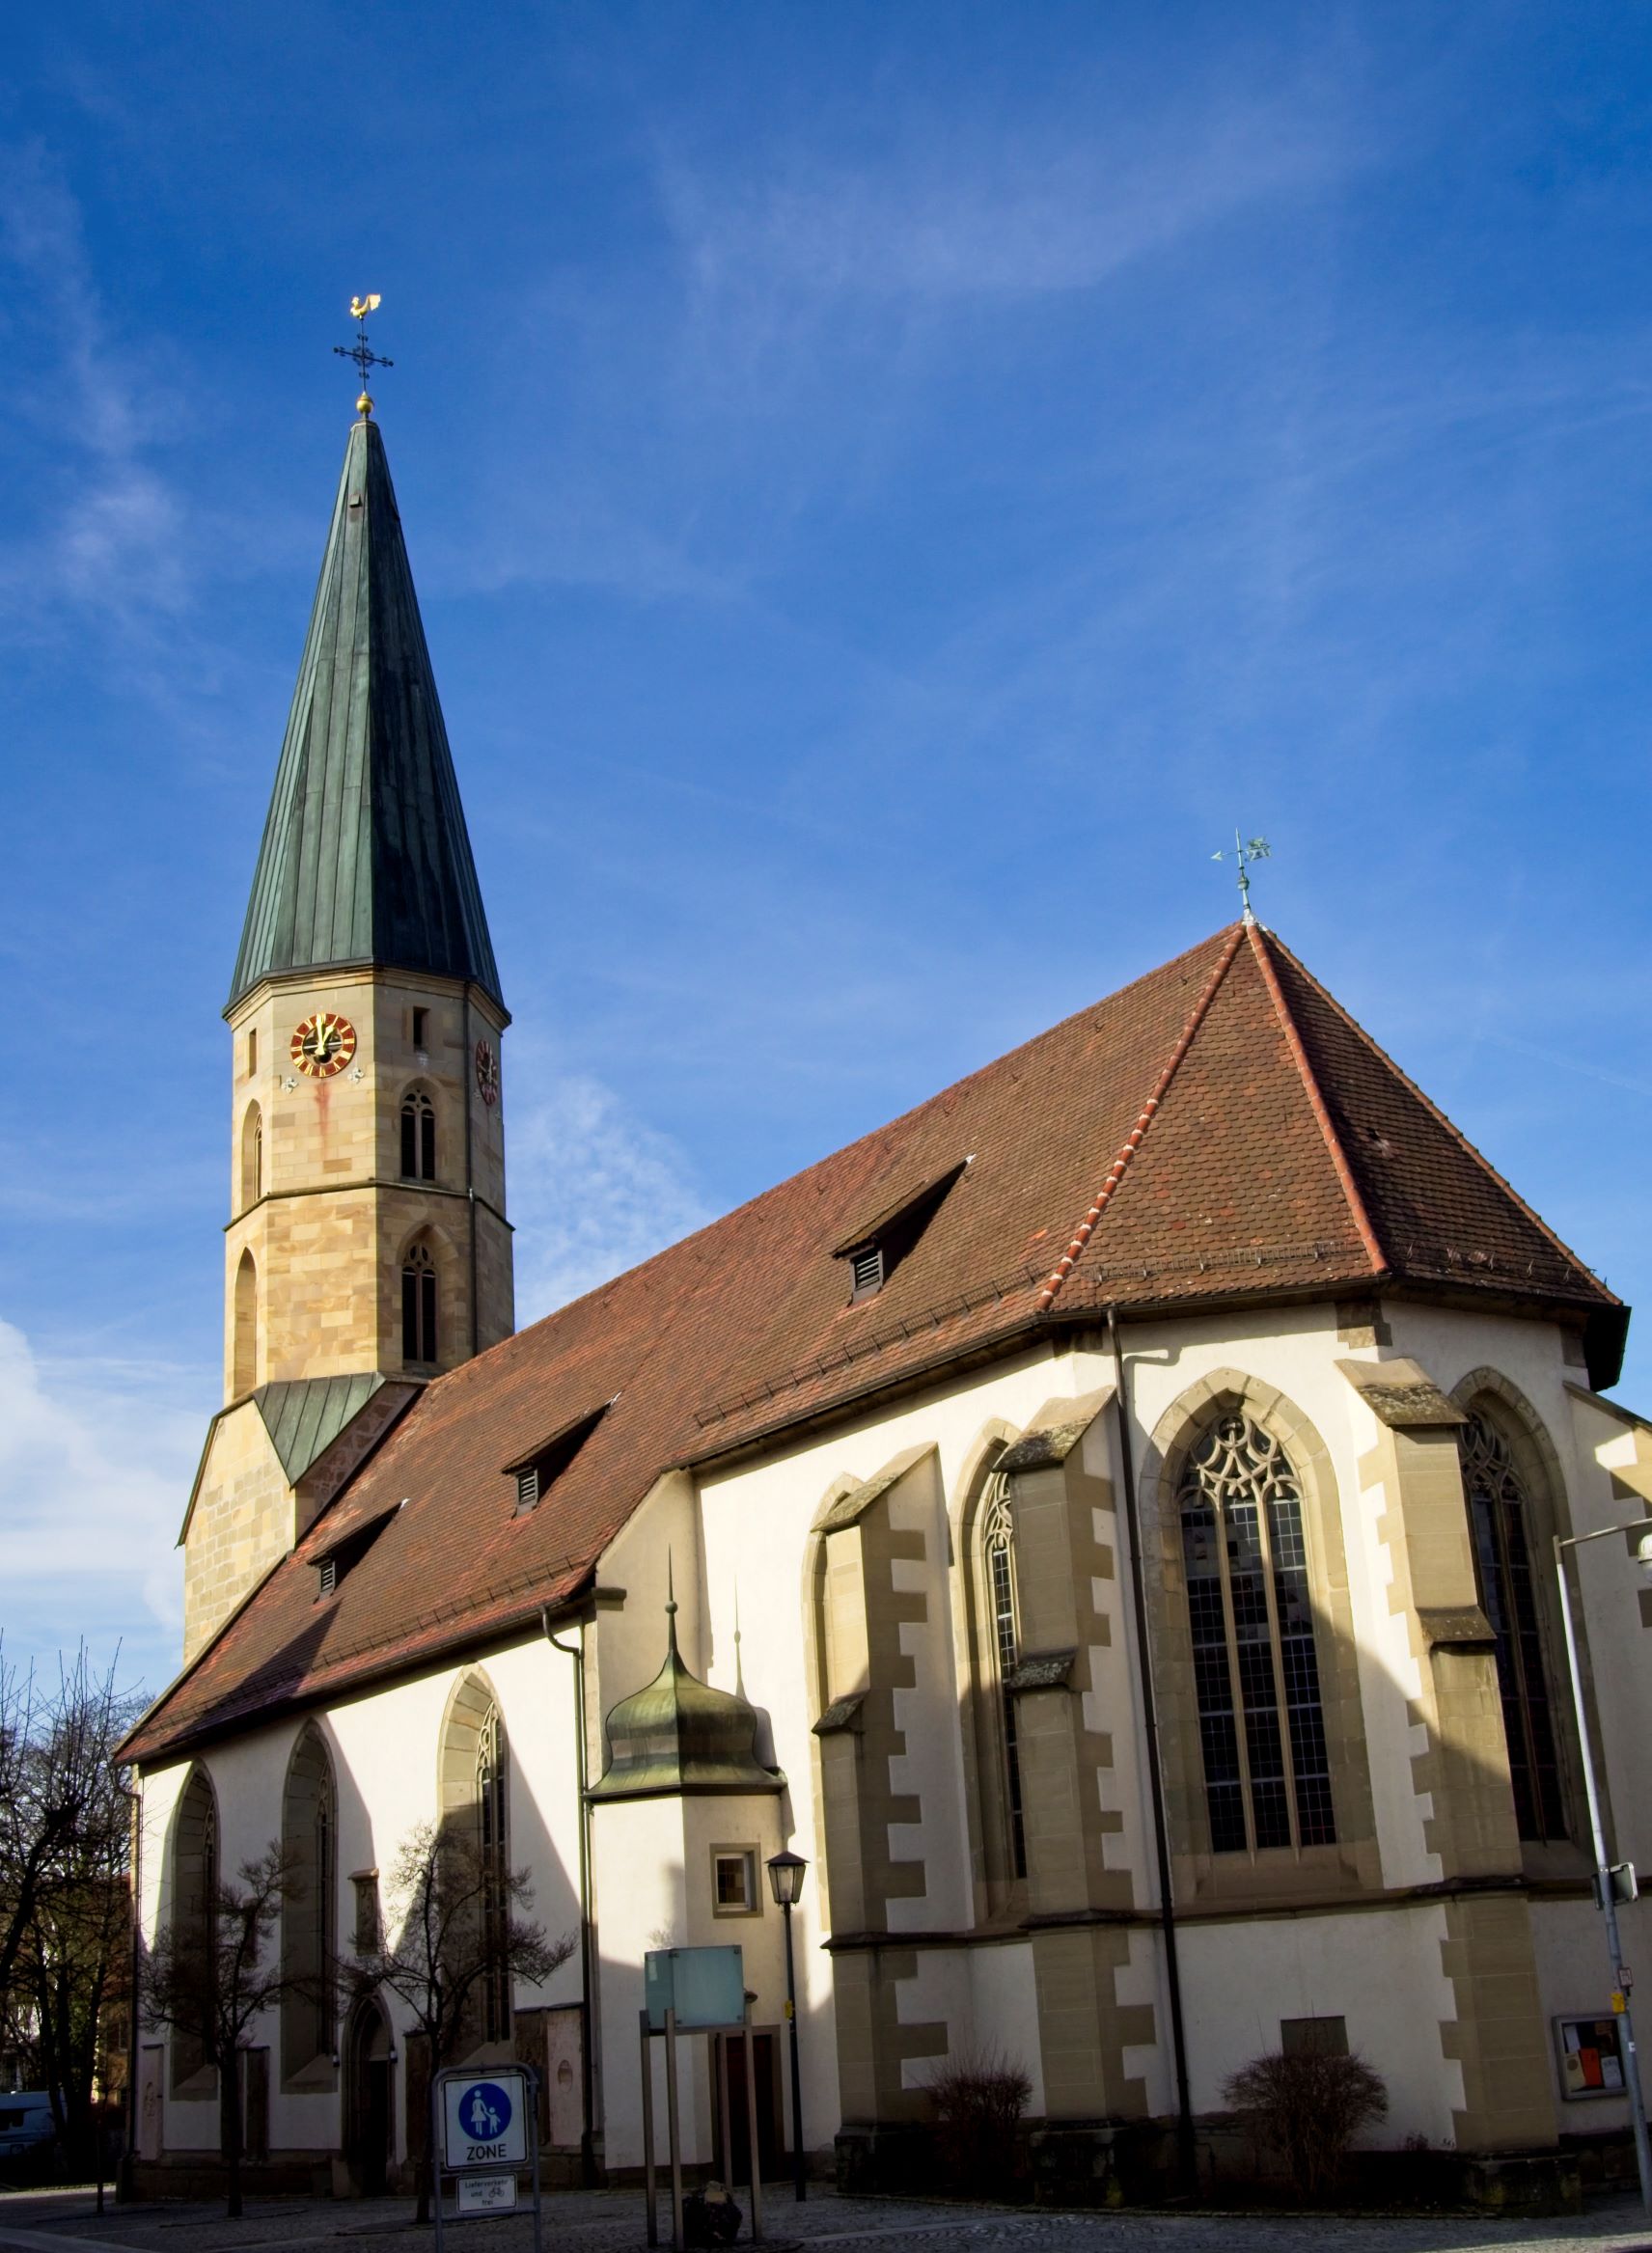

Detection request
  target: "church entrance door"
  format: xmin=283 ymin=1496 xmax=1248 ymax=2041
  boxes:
xmin=345 ymin=1997 xmax=393 ymax=2195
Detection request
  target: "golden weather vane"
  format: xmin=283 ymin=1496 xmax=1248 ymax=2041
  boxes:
xmin=334 ymin=293 xmax=393 ymax=417
xmin=1212 ymin=828 xmax=1270 ymax=923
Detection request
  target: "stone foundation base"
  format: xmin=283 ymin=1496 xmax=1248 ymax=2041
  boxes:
xmin=126 ymin=2157 xmax=330 ymax=2201
xmin=1029 ymin=2120 xmax=1173 ymax=2208
xmin=834 ymin=2123 xmax=936 ymax=2195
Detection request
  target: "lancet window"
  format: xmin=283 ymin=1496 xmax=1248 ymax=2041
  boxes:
xmin=980 ymin=1473 xmax=1028 ymax=1881
xmin=400 ymin=1089 xmax=436 ymax=1182
xmin=401 ymin=1241 xmax=438 ymax=1364
xmin=1458 ymin=1410 xmax=1566 ymax=1842
xmin=476 ymin=1704 xmax=510 ymax=2043
xmin=1177 ymin=1410 xmax=1335 ymax=1854
xmin=280 ymin=1727 xmax=337 ymax=2080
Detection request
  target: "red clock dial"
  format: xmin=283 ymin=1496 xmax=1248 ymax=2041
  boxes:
xmin=290 ymin=1012 xmax=358 ymax=1079
xmin=475 ymin=1038 xmax=500 ymax=1107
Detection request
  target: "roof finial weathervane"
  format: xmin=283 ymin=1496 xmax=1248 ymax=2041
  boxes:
xmin=334 ymin=293 xmax=393 ymax=419
xmin=1212 ymin=828 xmax=1270 ymax=925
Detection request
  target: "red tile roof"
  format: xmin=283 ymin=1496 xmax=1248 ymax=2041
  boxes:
xmin=124 ymin=921 xmax=1623 ymax=1765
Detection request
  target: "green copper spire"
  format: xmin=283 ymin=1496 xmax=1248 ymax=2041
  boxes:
xmin=229 ymin=417 xmax=503 ymax=1011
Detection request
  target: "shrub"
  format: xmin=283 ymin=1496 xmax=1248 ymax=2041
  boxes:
xmin=922 ymin=2044 xmax=1032 ymax=2198
xmin=1223 ymin=2047 xmax=1388 ymax=2203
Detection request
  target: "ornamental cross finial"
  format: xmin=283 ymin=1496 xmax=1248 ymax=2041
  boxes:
xmin=334 ymin=293 xmax=393 ymax=417
xmin=1212 ymin=828 xmax=1271 ymax=924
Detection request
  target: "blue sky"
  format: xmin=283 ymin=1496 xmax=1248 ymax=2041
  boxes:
xmin=2 ymin=2 xmax=1649 ymax=1696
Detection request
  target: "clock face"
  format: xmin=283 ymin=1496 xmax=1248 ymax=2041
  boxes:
xmin=290 ymin=1011 xmax=358 ymax=1079
xmin=475 ymin=1037 xmax=500 ymax=1107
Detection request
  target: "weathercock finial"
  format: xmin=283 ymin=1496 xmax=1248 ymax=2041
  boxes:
xmin=1212 ymin=828 xmax=1271 ymax=924
xmin=334 ymin=293 xmax=393 ymax=418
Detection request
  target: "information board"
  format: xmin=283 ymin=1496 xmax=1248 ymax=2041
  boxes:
xmin=457 ymin=2174 xmax=518 ymax=2213
xmin=644 ymin=1945 xmax=746 ymax=2031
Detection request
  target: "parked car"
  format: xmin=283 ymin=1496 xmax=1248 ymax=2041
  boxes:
xmin=0 ymin=2092 xmax=57 ymax=2167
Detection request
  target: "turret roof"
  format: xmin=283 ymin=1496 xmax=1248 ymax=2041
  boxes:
xmin=124 ymin=920 xmax=1626 ymax=1766
xmin=228 ymin=417 xmax=503 ymax=1012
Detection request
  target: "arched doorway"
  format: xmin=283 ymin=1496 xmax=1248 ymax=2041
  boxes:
xmin=344 ymin=1995 xmax=394 ymax=2195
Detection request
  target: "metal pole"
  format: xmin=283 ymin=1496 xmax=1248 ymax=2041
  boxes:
xmin=431 ymin=2071 xmax=446 ymax=2253
xmin=529 ymin=2064 xmax=543 ymax=2253
xmin=664 ymin=2007 xmax=683 ymax=2252
xmin=742 ymin=2017 xmax=763 ymax=2244
xmin=640 ymin=2013 xmax=657 ymax=2249
xmin=1555 ymin=1535 xmax=1652 ymax=2217
xmin=782 ymin=1903 xmax=806 ymax=2201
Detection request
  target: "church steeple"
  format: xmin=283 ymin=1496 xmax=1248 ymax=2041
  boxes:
xmin=230 ymin=414 xmax=503 ymax=1012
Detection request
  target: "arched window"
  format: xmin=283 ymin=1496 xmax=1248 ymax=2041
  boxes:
xmin=980 ymin=1475 xmax=1028 ymax=1880
xmin=1458 ymin=1409 xmax=1566 ymax=1842
xmin=401 ymin=1241 xmax=437 ymax=1364
xmin=399 ymin=1089 xmax=436 ymax=1182
xmin=233 ymin=1250 xmax=258 ymax=1395
xmin=240 ymin=1103 xmax=263 ymax=1210
xmin=476 ymin=1704 xmax=510 ymax=2043
xmin=1177 ymin=1410 xmax=1335 ymax=1855
xmin=169 ymin=1766 xmax=219 ymax=2091
xmin=281 ymin=1728 xmax=337 ymax=2083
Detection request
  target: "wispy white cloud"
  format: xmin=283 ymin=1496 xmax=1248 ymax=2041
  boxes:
xmin=0 ymin=141 xmax=188 ymax=635
xmin=508 ymin=1053 xmax=714 ymax=1320
xmin=0 ymin=1316 xmax=202 ymax=1692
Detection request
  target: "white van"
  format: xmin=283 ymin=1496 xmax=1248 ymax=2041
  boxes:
xmin=0 ymin=2093 xmax=56 ymax=2163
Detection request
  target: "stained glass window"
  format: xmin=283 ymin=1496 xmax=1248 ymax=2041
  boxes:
xmin=1458 ymin=1411 xmax=1566 ymax=1842
xmin=981 ymin=1474 xmax=1028 ymax=1880
xmin=1177 ymin=1411 xmax=1335 ymax=1854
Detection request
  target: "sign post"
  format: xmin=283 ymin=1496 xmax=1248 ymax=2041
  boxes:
xmin=430 ymin=2066 xmax=542 ymax=2252
xmin=639 ymin=1946 xmax=764 ymax=2249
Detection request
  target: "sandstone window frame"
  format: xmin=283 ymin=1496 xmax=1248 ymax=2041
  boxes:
xmin=233 ymin=1249 xmax=259 ymax=1397
xmin=437 ymin=1670 xmax=512 ymax=2054
xmin=280 ymin=1723 xmax=338 ymax=2090
xmin=709 ymin=1844 xmax=762 ymax=1917
xmin=952 ymin=1431 xmax=1031 ymax=1923
xmin=240 ymin=1101 xmax=263 ymax=1212
xmin=1141 ymin=1370 xmax=1379 ymax=1907
xmin=399 ymin=1085 xmax=438 ymax=1183
xmin=167 ymin=1764 xmax=219 ymax=2096
xmin=1449 ymin=1367 xmax=1589 ymax=1867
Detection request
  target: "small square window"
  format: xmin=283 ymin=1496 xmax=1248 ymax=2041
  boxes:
xmin=711 ymin=1847 xmax=759 ymax=1917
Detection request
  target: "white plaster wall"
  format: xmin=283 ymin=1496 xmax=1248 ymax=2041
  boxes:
xmin=1530 ymin=1895 xmax=1646 ymax=2136
xmin=1179 ymin=1906 xmax=1461 ymax=2147
xmin=965 ymin=1942 xmax=1045 ymax=2114
xmin=137 ymin=1631 xmax=583 ymax=2166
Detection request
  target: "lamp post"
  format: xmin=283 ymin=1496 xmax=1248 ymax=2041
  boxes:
xmin=1554 ymin=1522 xmax=1652 ymax=2219
xmin=766 ymin=1850 xmax=809 ymax=2203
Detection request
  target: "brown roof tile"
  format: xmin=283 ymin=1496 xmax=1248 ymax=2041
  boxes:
xmin=124 ymin=922 xmax=1623 ymax=1765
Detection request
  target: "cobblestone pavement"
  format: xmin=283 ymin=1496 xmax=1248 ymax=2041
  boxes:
xmin=0 ymin=2186 xmax=1648 ymax=2253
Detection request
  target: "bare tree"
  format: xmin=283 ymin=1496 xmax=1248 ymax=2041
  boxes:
xmin=360 ymin=1822 xmax=573 ymax=2222
xmin=139 ymin=1843 xmax=316 ymax=2218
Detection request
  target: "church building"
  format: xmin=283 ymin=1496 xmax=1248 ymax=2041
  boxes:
xmin=123 ymin=397 xmax=1652 ymax=2209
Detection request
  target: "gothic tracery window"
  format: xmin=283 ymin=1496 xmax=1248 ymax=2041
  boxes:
xmin=980 ymin=1473 xmax=1028 ymax=1881
xmin=1178 ymin=1411 xmax=1335 ymax=1855
xmin=401 ymin=1241 xmax=438 ymax=1364
xmin=1458 ymin=1410 xmax=1566 ymax=1843
xmin=400 ymin=1089 xmax=436 ymax=1182
xmin=476 ymin=1705 xmax=510 ymax=2043
xmin=281 ymin=1728 xmax=337 ymax=2079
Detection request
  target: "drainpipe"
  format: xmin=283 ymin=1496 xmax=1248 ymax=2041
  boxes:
xmin=1106 ymin=1304 xmax=1195 ymax=2192
xmin=543 ymin=1609 xmax=596 ymax=2185
xmin=122 ymin=1779 xmax=142 ymax=2202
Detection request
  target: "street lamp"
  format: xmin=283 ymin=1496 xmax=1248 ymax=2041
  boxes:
xmin=766 ymin=1850 xmax=809 ymax=2203
xmin=1554 ymin=1521 xmax=1652 ymax=2219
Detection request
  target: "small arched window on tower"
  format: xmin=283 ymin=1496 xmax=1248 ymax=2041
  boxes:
xmin=399 ymin=1089 xmax=436 ymax=1182
xmin=980 ymin=1473 xmax=1029 ymax=1880
xmin=1458 ymin=1408 xmax=1567 ymax=1842
xmin=401 ymin=1240 xmax=438 ymax=1366
xmin=240 ymin=1103 xmax=263 ymax=1211
xmin=234 ymin=1250 xmax=259 ymax=1395
xmin=476 ymin=1704 xmax=510 ymax=2042
xmin=1178 ymin=1409 xmax=1335 ymax=1855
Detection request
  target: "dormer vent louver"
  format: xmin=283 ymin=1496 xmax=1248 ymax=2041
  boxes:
xmin=317 ymin=1555 xmax=338 ymax=1598
xmin=833 ymin=1158 xmax=971 ymax=1306
xmin=504 ymin=1397 xmax=618 ymax=1516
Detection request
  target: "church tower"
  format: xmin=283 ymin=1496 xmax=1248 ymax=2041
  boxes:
xmin=180 ymin=400 xmax=512 ymax=1660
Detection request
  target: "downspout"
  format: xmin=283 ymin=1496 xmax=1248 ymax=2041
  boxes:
xmin=1107 ymin=1304 xmax=1195 ymax=2191
xmin=121 ymin=1778 xmax=142 ymax=2202
xmin=543 ymin=1609 xmax=596 ymax=2185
